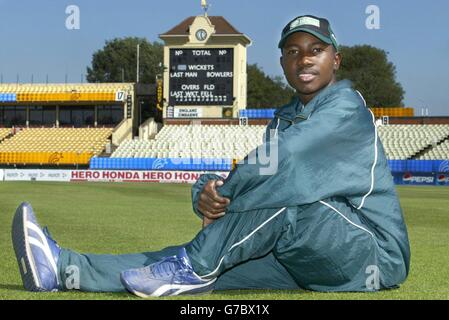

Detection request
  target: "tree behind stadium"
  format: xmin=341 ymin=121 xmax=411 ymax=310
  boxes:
xmin=86 ymin=38 xmax=403 ymax=108
xmin=86 ymin=37 xmax=164 ymax=84
xmin=337 ymin=45 xmax=405 ymax=107
xmin=246 ymin=64 xmax=295 ymax=109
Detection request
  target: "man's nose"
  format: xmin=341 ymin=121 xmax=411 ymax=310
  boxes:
xmin=297 ymin=54 xmax=313 ymax=68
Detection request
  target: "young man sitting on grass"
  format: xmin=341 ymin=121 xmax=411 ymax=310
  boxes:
xmin=12 ymin=15 xmax=410 ymax=297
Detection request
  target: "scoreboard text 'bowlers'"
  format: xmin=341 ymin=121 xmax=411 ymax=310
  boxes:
xmin=169 ymin=48 xmax=234 ymax=106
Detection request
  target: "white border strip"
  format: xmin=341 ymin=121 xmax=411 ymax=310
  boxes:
xmin=356 ymin=90 xmax=367 ymax=108
xmin=320 ymin=200 xmax=374 ymax=238
xmin=358 ymin=109 xmax=378 ymax=210
xmin=200 ymin=207 xmax=287 ymax=279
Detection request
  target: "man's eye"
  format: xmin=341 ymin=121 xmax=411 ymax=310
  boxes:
xmin=312 ymin=47 xmax=323 ymax=54
xmin=287 ymin=49 xmax=299 ymax=55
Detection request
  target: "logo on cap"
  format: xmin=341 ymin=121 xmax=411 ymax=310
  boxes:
xmin=290 ymin=16 xmax=321 ymax=30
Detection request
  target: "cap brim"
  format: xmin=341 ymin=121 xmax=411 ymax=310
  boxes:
xmin=278 ymin=27 xmax=333 ymax=49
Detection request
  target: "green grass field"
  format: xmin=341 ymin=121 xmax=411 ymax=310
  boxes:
xmin=0 ymin=181 xmax=448 ymax=300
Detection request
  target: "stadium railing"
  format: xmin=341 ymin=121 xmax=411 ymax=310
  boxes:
xmin=388 ymin=159 xmax=449 ymax=173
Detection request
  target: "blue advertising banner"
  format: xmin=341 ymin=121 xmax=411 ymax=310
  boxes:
xmin=435 ymin=160 xmax=449 ymax=173
xmin=392 ymin=172 xmax=449 ymax=186
xmin=90 ymin=157 xmax=233 ymax=171
xmin=89 ymin=158 xmax=449 ymax=186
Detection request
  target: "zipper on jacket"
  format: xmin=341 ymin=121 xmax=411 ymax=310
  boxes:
xmin=275 ymin=114 xmax=308 ymax=124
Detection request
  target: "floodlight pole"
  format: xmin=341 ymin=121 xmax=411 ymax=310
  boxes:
xmin=136 ymin=44 xmax=140 ymax=83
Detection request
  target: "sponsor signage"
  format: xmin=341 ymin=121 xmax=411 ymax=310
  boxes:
xmin=169 ymin=48 xmax=234 ymax=106
xmin=70 ymin=170 xmax=228 ymax=183
xmin=436 ymin=174 xmax=449 ymax=186
xmin=3 ymin=169 xmax=448 ymax=186
xmin=71 ymin=170 xmax=202 ymax=183
xmin=438 ymin=160 xmax=449 ymax=173
xmin=3 ymin=169 xmax=70 ymax=182
xmin=401 ymin=172 xmax=435 ymax=185
xmin=2 ymin=169 xmax=229 ymax=184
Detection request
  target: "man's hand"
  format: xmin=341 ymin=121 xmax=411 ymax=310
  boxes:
xmin=202 ymin=216 xmax=215 ymax=229
xmin=198 ymin=180 xmax=230 ymax=223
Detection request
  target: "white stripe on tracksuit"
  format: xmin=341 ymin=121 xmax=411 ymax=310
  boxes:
xmin=200 ymin=207 xmax=287 ymax=280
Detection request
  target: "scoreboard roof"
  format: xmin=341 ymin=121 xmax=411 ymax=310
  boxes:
xmin=160 ymin=16 xmax=251 ymax=44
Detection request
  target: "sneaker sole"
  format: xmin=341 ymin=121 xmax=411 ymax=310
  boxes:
xmin=11 ymin=203 xmax=43 ymax=292
xmin=120 ymin=274 xmax=216 ymax=298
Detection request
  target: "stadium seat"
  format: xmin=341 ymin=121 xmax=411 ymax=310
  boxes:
xmin=100 ymin=123 xmax=449 ymax=171
xmin=0 ymin=127 xmax=113 ymax=165
xmin=377 ymin=124 xmax=449 ymax=160
xmin=111 ymin=124 xmax=266 ymax=162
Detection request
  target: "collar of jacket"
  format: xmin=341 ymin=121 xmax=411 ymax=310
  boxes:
xmin=274 ymin=79 xmax=353 ymax=123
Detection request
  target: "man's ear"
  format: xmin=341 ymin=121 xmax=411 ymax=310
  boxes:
xmin=280 ymin=55 xmax=285 ymax=73
xmin=333 ymin=52 xmax=342 ymax=71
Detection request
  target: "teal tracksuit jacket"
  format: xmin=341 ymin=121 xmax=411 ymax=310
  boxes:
xmin=189 ymin=79 xmax=410 ymax=291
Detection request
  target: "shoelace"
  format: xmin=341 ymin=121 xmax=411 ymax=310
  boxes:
xmin=147 ymin=255 xmax=191 ymax=278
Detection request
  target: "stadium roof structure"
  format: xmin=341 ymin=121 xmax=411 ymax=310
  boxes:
xmin=0 ymin=83 xmax=134 ymax=94
xmin=0 ymin=83 xmax=135 ymax=103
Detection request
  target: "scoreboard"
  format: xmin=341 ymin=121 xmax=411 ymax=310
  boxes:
xmin=169 ymin=48 xmax=234 ymax=106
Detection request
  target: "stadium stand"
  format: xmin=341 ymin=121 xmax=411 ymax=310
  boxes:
xmin=370 ymin=107 xmax=414 ymax=118
xmin=0 ymin=128 xmax=112 ymax=165
xmin=240 ymin=107 xmax=414 ymax=119
xmin=0 ymin=82 xmax=136 ymax=166
xmin=1 ymin=93 xmax=447 ymax=169
xmin=88 ymin=120 xmax=449 ymax=174
xmin=0 ymin=128 xmax=11 ymax=141
xmin=417 ymin=140 xmax=449 ymax=160
xmin=0 ymin=83 xmax=134 ymax=102
xmin=109 ymin=123 xmax=449 ymax=163
xmin=111 ymin=124 xmax=266 ymax=160
xmin=378 ymin=124 xmax=449 ymax=160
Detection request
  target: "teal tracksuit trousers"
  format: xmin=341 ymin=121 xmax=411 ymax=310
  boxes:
xmin=57 ymin=197 xmax=385 ymax=292
xmin=57 ymin=207 xmax=299 ymax=292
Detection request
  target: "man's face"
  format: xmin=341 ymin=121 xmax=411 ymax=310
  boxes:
xmin=280 ymin=32 xmax=341 ymax=105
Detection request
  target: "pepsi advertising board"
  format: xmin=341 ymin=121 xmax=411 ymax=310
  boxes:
xmin=436 ymin=174 xmax=449 ymax=186
xmin=400 ymin=172 xmax=435 ymax=185
xmin=392 ymin=172 xmax=449 ymax=186
xmin=169 ymin=48 xmax=234 ymax=106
